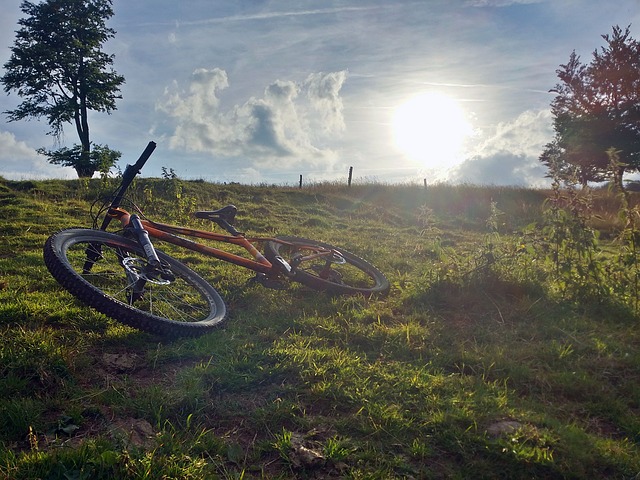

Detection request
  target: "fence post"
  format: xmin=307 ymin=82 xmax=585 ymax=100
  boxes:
xmin=299 ymin=174 xmax=303 ymax=189
xmin=348 ymin=166 xmax=353 ymax=187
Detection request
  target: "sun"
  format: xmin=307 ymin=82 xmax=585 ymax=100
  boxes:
xmin=392 ymin=92 xmax=473 ymax=171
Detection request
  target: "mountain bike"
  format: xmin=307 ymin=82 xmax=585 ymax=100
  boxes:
xmin=44 ymin=142 xmax=390 ymax=337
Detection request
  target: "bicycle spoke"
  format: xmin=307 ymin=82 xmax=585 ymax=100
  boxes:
xmin=62 ymin=238 xmax=216 ymax=322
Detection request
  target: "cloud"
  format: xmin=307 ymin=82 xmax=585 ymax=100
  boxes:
xmin=305 ymin=71 xmax=347 ymax=135
xmin=157 ymin=68 xmax=348 ymax=169
xmin=447 ymin=108 xmax=553 ymax=186
xmin=144 ymin=5 xmax=388 ymax=28
xmin=475 ymin=108 xmax=553 ymax=159
xmin=450 ymin=152 xmax=549 ymax=186
xmin=0 ymin=130 xmax=76 ymax=179
xmin=464 ymin=0 xmax=544 ymax=7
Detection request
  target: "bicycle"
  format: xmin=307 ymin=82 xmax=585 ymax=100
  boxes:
xmin=43 ymin=142 xmax=390 ymax=337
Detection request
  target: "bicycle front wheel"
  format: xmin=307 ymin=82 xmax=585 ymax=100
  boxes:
xmin=264 ymin=236 xmax=390 ymax=296
xmin=44 ymin=228 xmax=226 ymax=337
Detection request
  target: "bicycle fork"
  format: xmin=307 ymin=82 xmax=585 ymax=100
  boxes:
xmin=122 ymin=215 xmax=175 ymax=302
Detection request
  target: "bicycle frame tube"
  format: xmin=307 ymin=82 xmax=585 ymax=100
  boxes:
xmin=107 ymin=208 xmax=276 ymax=274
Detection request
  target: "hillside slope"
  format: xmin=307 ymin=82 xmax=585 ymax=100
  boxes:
xmin=0 ymin=177 xmax=638 ymax=479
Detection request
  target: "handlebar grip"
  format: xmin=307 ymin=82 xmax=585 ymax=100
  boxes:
xmin=133 ymin=141 xmax=156 ymax=171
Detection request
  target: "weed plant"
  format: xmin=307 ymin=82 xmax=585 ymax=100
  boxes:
xmin=540 ymin=173 xmax=605 ymax=302
xmin=0 ymin=174 xmax=638 ymax=479
xmin=608 ymin=149 xmax=640 ymax=312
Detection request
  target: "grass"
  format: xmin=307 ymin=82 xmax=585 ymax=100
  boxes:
xmin=0 ymin=175 xmax=639 ymax=479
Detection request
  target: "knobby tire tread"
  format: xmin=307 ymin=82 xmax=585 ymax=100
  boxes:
xmin=264 ymin=235 xmax=390 ymax=296
xmin=43 ymin=228 xmax=226 ymax=337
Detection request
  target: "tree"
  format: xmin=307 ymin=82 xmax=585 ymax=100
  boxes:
xmin=37 ymin=143 xmax=121 ymax=178
xmin=1 ymin=0 xmax=125 ymax=178
xmin=541 ymin=25 xmax=640 ymax=186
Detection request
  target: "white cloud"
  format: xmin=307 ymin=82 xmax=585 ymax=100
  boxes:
xmin=450 ymin=152 xmax=550 ymax=187
xmin=0 ymin=131 xmax=76 ymax=179
xmin=447 ymin=108 xmax=553 ymax=186
xmin=305 ymin=71 xmax=347 ymax=135
xmin=0 ymin=131 xmax=36 ymax=160
xmin=474 ymin=108 xmax=553 ymax=159
xmin=156 ymin=68 xmax=348 ymax=170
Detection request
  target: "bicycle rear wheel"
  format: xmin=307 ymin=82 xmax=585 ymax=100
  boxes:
xmin=264 ymin=236 xmax=390 ymax=296
xmin=44 ymin=228 xmax=226 ymax=337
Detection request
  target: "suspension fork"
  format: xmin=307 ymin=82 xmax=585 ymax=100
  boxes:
xmin=83 ymin=142 xmax=157 ymax=275
xmin=127 ymin=215 xmax=175 ymax=282
xmin=128 ymin=215 xmax=160 ymax=267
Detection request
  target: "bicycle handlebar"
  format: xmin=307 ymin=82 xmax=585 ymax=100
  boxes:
xmin=132 ymin=141 xmax=157 ymax=172
xmin=99 ymin=141 xmax=156 ymax=230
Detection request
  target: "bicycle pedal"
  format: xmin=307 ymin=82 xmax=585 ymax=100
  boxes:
xmin=249 ymin=274 xmax=287 ymax=290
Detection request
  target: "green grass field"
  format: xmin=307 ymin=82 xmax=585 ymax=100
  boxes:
xmin=0 ymin=175 xmax=638 ymax=479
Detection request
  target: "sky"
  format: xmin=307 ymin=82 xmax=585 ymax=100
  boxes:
xmin=0 ymin=0 xmax=638 ymax=186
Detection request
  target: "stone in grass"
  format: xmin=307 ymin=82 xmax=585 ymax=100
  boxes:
xmin=102 ymin=353 xmax=138 ymax=372
xmin=486 ymin=420 xmax=524 ymax=438
xmin=288 ymin=432 xmax=325 ymax=469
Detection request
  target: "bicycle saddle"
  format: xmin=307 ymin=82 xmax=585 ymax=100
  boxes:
xmin=194 ymin=205 xmax=237 ymax=223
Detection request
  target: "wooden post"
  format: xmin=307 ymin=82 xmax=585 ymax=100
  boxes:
xmin=424 ymin=178 xmax=427 ymax=188
xmin=299 ymin=174 xmax=303 ymax=189
xmin=348 ymin=166 xmax=353 ymax=187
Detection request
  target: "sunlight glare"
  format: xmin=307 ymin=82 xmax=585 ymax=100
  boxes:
xmin=392 ymin=92 xmax=473 ymax=172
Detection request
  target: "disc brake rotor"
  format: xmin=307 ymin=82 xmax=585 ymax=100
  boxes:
xmin=122 ymin=257 xmax=171 ymax=285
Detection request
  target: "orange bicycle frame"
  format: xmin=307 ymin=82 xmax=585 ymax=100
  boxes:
xmin=107 ymin=207 xmax=276 ymax=275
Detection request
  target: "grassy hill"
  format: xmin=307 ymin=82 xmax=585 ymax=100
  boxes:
xmin=0 ymin=175 xmax=639 ymax=479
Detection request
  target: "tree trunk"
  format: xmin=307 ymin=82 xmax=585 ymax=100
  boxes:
xmin=75 ymin=164 xmax=95 ymax=178
xmin=74 ymin=61 xmax=93 ymax=178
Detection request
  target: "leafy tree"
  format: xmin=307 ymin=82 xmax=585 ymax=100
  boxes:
xmin=37 ymin=143 xmax=121 ymax=178
xmin=1 ymin=0 xmax=124 ymax=178
xmin=541 ymin=25 xmax=640 ymax=186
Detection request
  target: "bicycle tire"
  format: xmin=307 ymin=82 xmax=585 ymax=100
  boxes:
xmin=44 ymin=228 xmax=226 ymax=337
xmin=264 ymin=235 xmax=390 ymax=296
